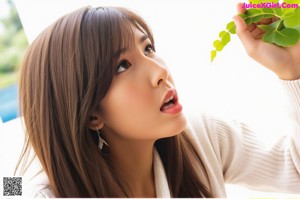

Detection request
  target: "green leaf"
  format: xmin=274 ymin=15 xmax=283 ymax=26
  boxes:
xmin=265 ymin=0 xmax=279 ymax=3
xmin=258 ymin=20 xmax=281 ymax=31
xmin=262 ymin=8 xmax=273 ymax=14
xmin=213 ymin=40 xmax=224 ymax=51
xmin=263 ymin=14 xmax=275 ymax=18
xmin=284 ymin=11 xmax=295 ymax=17
xmin=245 ymin=18 xmax=253 ymax=25
xmin=262 ymin=28 xmax=300 ymax=47
xmin=226 ymin=21 xmax=236 ymax=34
xmin=283 ymin=8 xmax=300 ymax=28
xmin=275 ymin=8 xmax=282 ymax=15
xmin=257 ymin=0 xmax=278 ymax=2
xmin=296 ymin=26 xmax=300 ymax=39
xmin=249 ymin=0 xmax=262 ymax=4
xmin=210 ymin=4 xmax=300 ymax=62
xmin=246 ymin=9 xmax=262 ymax=17
xmin=211 ymin=50 xmax=216 ymax=62
xmin=219 ymin=31 xmax=231 ymax=45
xmin=283 ymin=0 xmax=300 ymax=4
xmin=263 ymin=8 xmax=281 ymax=15
xmin=238 ymin=13 xmax=247 ymax=19
xmin=253 ymin=15 xmax=265 ymax=23
xmin=219 ymin=31 xmax=226 ymax=37
xmin=281 ymin=0 xmax=300 ymax=16
xmin=262 ymin=8 xmax=278 ymax=15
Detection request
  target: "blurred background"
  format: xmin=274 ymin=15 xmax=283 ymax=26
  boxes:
xmin=0 ymin=0 xmax=27 ymax=123
xmin=0 ymin=0 xmax=299 ymax=197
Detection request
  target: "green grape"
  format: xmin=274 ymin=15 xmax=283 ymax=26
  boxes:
xmin=211 ymin=0 xmax=300 ymax=62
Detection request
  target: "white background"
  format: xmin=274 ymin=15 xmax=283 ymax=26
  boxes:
xmin=1 ymin=0 xmax=299 ymax=197
xmin=14 ymin=0 xmax=292 ymax=134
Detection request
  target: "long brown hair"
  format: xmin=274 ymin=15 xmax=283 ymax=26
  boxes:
xmin=17 ymin=6 xmax=213 ymax=197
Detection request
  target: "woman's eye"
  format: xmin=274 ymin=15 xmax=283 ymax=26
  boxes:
xmin=145 ymin=44 xmax=155 ymax=55
xmin=116 ymin=60 xmax=131 ymax=74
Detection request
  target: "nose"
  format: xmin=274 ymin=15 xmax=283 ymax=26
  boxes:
xmin=149 ymin=58 xmax=169 ymax=87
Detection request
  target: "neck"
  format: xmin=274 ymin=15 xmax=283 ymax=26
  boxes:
xmin=109 ymin=139 xmax=156 ymax=197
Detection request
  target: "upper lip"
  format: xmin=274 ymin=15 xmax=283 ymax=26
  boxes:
xmin=160 ymin=89 xmax=178 ymax=109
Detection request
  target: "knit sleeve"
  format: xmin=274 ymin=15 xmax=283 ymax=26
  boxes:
xmin=201 ymin=79 xmax=300 ymax=193
xmin=34 ymin=187 xmax=55 ymax=198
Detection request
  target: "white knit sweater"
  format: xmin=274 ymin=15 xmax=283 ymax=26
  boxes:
xmin=23 ymin=79 xmax=300 ymax=198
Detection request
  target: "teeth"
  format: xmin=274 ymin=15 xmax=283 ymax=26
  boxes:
xmin=164 ymin=96 xmax=174 ymax=103
xmin=162 ymin=102 xmax=175 ymax=110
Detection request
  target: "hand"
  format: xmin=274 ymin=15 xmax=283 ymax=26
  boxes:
xmin=234 ymin=3 xmax=300 ymax=80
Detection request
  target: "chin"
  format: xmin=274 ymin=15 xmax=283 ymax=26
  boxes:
xmin=164 ymin=114 xmax=187 ymax=138
xmin=176 ymin=112 xmax=187 ymax=128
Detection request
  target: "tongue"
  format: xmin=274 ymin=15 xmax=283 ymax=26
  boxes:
xmin=161 ymin=101 xmax=174 ymax=111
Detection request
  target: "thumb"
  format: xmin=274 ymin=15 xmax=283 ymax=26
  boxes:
xmin=233 ymin=15 xmax=257 ymax=57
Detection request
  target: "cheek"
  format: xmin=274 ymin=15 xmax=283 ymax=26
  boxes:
xmin=100 ymin=81 xmax=157 ymax=139
xmin=110 ymin=81 xmax=153 ymax=113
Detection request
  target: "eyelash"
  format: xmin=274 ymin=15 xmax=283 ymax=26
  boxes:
xmin=116 ymin=60 xmax=131 ymax=74
xmin=145 ymin=44 xmax=155 ymax=55
xmin=116 ymin=43 xmax=155 ymax=74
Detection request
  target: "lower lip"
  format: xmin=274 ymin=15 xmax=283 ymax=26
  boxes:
xmin=161 ymin=101 xmax=183 ymax=114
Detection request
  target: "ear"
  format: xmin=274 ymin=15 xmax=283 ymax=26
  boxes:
xmin=88 ymin=112 xmax=104 ymax=131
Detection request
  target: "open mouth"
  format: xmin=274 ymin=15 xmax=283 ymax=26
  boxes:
xmin=160 ymin=89 xmax=182 ymax=114
xmin=160 ymin=95 xmax=177 ymax=111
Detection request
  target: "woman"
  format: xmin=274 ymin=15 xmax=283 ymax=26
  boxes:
xmin=17 ymin=3 xmax=300 ymax=198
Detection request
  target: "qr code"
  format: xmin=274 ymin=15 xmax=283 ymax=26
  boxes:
xmin=3 ymin=177 xmax=22 ymax=196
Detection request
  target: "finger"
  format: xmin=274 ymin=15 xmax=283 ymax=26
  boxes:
xmin=272 ymin=16 xmax=279 ymax=22
xmin=236 ymin=2 xmax=246 ymax=14
xmin=248 ymin=23 xmax=256 ymax=32
xmin=255 ymin=31 xmax=265 ymax=40
xmin=257 ymin=18 xmax=272 ymax=25
xmin=233 ymin=15 xmax=258 ymax=57
xmin=250 ymin=27 xmax=265 ymax=38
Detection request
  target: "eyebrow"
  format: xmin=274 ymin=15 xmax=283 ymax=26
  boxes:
xmin=139 ymin=34 xmax=149 ymax=44
xmin=114 ymin=34 xmax=149 ymax=57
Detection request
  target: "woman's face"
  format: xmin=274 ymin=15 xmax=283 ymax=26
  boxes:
xmin=99 ymin=26 xmax=187 ymax=142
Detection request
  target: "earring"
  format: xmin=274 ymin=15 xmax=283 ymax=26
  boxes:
xmin=96 ymin=128 xmax=108 ymax=150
